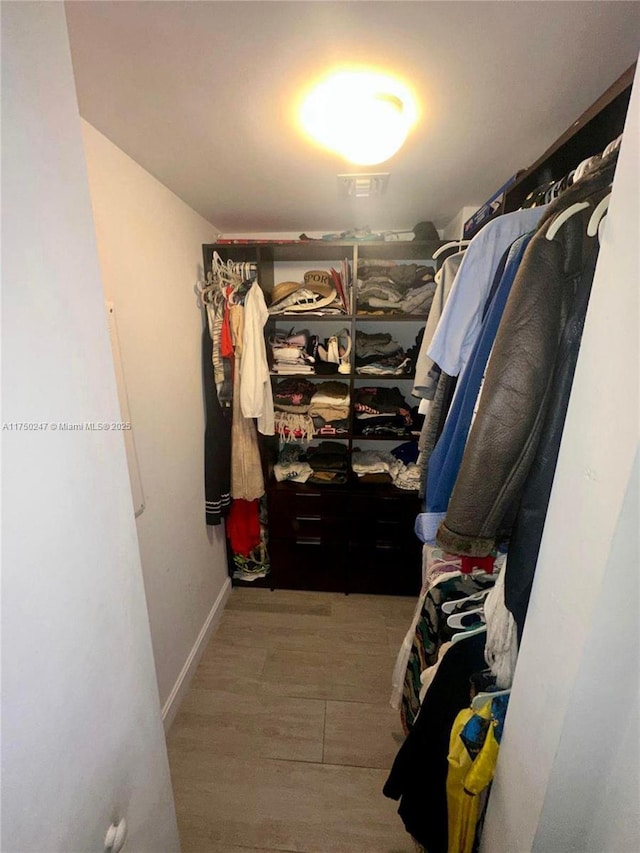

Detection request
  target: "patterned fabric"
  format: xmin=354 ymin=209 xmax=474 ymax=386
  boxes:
xmin=401 ymin=573 xmax=496 ymax=732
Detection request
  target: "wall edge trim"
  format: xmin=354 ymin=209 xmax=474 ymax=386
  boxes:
xmin=161 ymin=576 xmax=232 ymax=732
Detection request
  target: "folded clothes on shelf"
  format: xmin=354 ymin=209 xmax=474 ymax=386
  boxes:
xmin=270 ymin=328 xmax=318 ymax=373
xmin=353 ymin=385 xmax=412 ymax=419
xmin=351 ymin=448 xmax=420 ymax=490
xmin=356 ymin=260 xmax=436 ymax=315
xmin=307 ymin=380 xmax=350 ymax=422
xmin=355 ymin=331 xmax=411 ymax=376
xmin=273 ymin=460 xmax=313 ymax=483
xmin=306 ymin=440 xmax=349 ymax=484
xmin=272 ymin=377 xmax=317 ymax=413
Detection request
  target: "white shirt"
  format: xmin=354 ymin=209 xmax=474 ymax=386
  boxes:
xmin=240 ymin=281 xmax=275 ymax=435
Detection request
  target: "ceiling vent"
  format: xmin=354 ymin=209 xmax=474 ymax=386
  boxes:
xmin=338 ymin=173 xmax=390 ymax=198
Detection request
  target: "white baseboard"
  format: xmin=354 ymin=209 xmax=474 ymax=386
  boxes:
xmin=161 ymin=576 xmax=232 ymax=732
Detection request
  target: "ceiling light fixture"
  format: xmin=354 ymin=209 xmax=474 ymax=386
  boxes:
xmin=299 ymin=68 xmax=418 ymax=166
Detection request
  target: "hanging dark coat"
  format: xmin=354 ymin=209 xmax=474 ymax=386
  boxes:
xmin=436 ymin=152 xmax=617 ymax=558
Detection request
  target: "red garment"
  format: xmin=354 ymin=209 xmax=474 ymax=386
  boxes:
xmin=220 ymin=294 xmax=234 ymax=359
xmin=226 ymin=498 xmax=261 ymax=557
xmin=460 ymin=555 xmax=495 ymax=575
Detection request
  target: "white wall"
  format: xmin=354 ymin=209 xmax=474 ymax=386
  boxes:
xmin=442 ymin=205 xmax=480 ymax=240
xmin=482 ymin=64 xmax=639 ymax=853
xmin=80 ymin=120 xmax=231 ymax=725
xmin=1 ymin=2 xmax=179 ymax=850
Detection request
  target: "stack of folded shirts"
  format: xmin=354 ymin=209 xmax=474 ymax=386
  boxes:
xmin=355 ymin=331 xmax=411 ymax=376
xmin=273 ymin=378 xmax=316 ymax=441
xmin=306 ymin=441 xmax=349 ymax=485
xmin=351 ymin=449 xmax=403 ymax=483
xmin=307 ymin=381 xmax=350 ymax=434
xmin=270 ymin=328 xmax=317 ymax=374
xmin=356 ymin=260 xmax=436 ymax=315
xmin=351 ymin=448 xmax=420 ymax=490
xmin=273 ymin=444 xmax=313 ymax=483
xmin=353 ymin=386 xmax=413 ymax=436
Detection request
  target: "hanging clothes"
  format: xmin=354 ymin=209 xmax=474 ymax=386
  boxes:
xmin=436 ymin=151 xmax=617 ymax=559
xmin=412 ymin=251 xmax=465 ymax=402
xmin=383 ymin=631 xmax=487 ymax=853
xmin=226 ymin=498 xmax=261 ymax=556
xmin=416 ymin=370 xmax=457 ymax=498
xmin=483 ymin=559 xmax=518 ymax=688
xmin=415 ymin=232 xmax=534 ymax=544
xmin=446 ymin=695 xmax=509 ymax=853
xmin=202 ymin=324 xmax=231 ymax=525
xmin=399 ymin=572 xmax=496 ymax=731
xmin=230 ymin=304 xmax=265 ymax=501
xmin=240 ymin=280 xmax=274 ymax=436
xmin=427 ymin=206 xmax=547 ymax=379
xmin=505 ymin=243 xmax=600 ymax=637
xmin=204 ymin=285 xmax=232 ymax=402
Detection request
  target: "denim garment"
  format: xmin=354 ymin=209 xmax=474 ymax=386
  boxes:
xmin=415 ymin=233 xmax=533 ymax=544
xmin=428 ymin=207 xmax=547 ymax=378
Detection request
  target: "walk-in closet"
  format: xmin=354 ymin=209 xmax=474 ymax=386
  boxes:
xmin=3 ymin=3 xmax=639 ymax=853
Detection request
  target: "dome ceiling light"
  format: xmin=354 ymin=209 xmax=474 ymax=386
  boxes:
xmin=299 ymin=69 xmax=419 ymax=166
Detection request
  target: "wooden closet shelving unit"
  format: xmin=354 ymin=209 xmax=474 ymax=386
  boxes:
xmin=202 ymin=238 xmax=444 ymax=595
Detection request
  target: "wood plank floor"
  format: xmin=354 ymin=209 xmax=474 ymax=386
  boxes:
xmin=167 ymin=588 xmax=418 ymax=853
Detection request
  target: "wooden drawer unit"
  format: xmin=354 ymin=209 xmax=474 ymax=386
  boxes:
xmin=267 ymin=539 xmax=346 ymax=592
xmin=265 ymin=478 xmax=422 ymax=595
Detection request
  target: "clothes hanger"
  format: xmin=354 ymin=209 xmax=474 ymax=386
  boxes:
xmin=602 ymin=134 xmax=622 ymax=158
xmin=441 ymin=587 xmax=491 ymax=615
xmin=545 ymin=201 xmax=590 ymax=241
xmin=432 ymin=240 xmax=471 ymax=260
xmin=587 ymin=192 xmax=612 ymax=237
xmin=471 ymin=688 xmax=511 ymax=711
xmin=450 ymin=624 xmax=487 ymax=645
xmin=446 ymin=608 xmax=485 ymax=630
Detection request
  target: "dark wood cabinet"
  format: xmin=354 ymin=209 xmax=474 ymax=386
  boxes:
xmin=267 ymin=478 xmax=422 ymax=596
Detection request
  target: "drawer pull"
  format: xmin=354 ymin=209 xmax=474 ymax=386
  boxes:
xmin=296 ymin=515 xmax=321 ymax=522
xmin=295 ymin=536 xmax=322 ymax=546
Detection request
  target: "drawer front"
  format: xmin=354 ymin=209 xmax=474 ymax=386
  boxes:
xmin=349 ymin=492 xmax=420 ymax=521
xmin=269 ymin=539 xmax=346 ymax=592
xmin=268 ymin=483 xmax=349 ymax=518
xmin=350 ymin=502 xmax=419 ymax=547
xmin=269 ymin=509 xmax=347 ymax=542
xmin=346 ymin=541 xmax=422 ymax=596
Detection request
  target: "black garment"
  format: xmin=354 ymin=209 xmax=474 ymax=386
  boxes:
xmin=383 ymin=632 xmax=487 ymax=853
xmin=437 ymin=152 xmax=617 ymax=557
xmin=506 ymin=248 xmax=599 ymax=637
xmin=203 ymin=324 xmax=231 ymax=525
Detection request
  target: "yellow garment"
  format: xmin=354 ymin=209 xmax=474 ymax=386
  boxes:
xmin=446 ymin=702 xmax=500 ymax=853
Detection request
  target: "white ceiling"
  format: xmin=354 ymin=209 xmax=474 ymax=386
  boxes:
xmin=65 ymin=1 xmax=640 ymax=234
